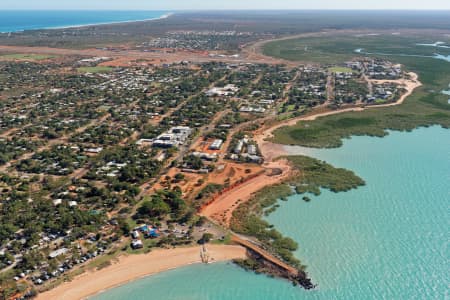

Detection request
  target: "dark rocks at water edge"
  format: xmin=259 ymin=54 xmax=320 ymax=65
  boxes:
xmin=232 ymin=250 xmax=316 ymax=290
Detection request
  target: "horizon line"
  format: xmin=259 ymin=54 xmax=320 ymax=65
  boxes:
xmin=1 ymin=8 xmax=450 ymax=12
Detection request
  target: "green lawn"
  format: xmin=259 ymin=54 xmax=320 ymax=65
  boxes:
xmin=264 ymin=33 xmax=450 ymax=148
xmin=77 ymin=66 xmax=113 ymax=74
xmin=328 ymin=66 xmax=354 ymax=73
xmin=0 ymin=53 xmax=55 ymax=60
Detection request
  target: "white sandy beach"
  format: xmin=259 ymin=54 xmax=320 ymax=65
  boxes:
xmin=36 ymin=245 xmax=246 ymax=300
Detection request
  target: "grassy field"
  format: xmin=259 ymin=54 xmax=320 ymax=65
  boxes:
xmin=328 ymin=66 xmax=354 ymax=73
xmin=77 ymin=66 xmax=113 ymax=74
xmin=264 ymin=34 xmax=450 ymax=148
xmin=0 ymin=53 xmax=55 ymax=60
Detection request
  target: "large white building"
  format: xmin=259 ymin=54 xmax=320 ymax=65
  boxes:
xmin=209 ymin=139 xmax=223 ymax=150
xmin=205 ymin=84 xmax=239 ymax=97
xmin=152 ymin=126 xmax=193 ymax=148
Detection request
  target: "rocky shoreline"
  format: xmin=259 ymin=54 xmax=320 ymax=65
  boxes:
xmin=233 ymin=248 xmax=315 ymax=289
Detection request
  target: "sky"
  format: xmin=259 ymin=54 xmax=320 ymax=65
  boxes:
xmin=1 ymin=0 xmax=450 ymax=10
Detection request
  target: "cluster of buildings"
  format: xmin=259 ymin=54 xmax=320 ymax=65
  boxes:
xmin=333 ymin=70 xmax=368 ymax=104
xmin=94 ymin=69 xmax=159 ymax=92
xmin=32 ymin=245 xmax=105 ymax=285
xmin=346 ymin=61 xmax=363 ymax=70
xmin=95 ymin=161 xmax=128 ymax=178
xmin=365 ymin=60 xmax=402 ymax=79
xmin=131 ymin=224 xmax=160 ymax=249
xmin=334 ymin=71 xmax=355 ymax=81
xmin=367 ymin=83 xmax=398 ymax=103
xmin=3 ymin=227 xmax=108 ymax=287
xmin=283 ymin=66 xmax=328 ymax=110
xmin=52 ymin=198 xmax=78 ymax=207
xmin=230 ymin=137 xmax=262 ymax=163
xmin=338 ymin=60 xmax=405 ymax=104
xmin=239 ymin=106 xmax=266 ymax=113
xmin=137 ymin=126 xmax=193 ymax=148
xmin=208 ymin=53 xmax=241 ymax=59
xmin=191 ymin=151 xmax=218 ymax=161
xmin=141 ymin=30 xmax=254 ymax=51
xmin=168 ymin=30 xmax=250 ymax=36
xmin=77 ymin=56 xmax=111 ymax=66
xmin=238 ymin=94 xmax=277 ymax=114
xmin=205 ymin=84 xmax=239 ymax=97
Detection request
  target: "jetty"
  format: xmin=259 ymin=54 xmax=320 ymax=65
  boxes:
xmin=231 ymin=234 xmax=314 ymax=289
xmin=200 ymin=244 xmax=210 ymax=263
xmin=231 ymin=234 xmax=298 ymax=274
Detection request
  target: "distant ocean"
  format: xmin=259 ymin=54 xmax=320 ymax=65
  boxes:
xmin=0 ymin=11 xmax=171 ymax=33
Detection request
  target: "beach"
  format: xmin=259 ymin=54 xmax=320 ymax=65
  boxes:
xmin=36 ymin=245 xmax=246 ymax=300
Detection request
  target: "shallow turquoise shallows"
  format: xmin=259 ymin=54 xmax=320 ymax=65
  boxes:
xmin=92 ymin=126 xmax=450 ymax=300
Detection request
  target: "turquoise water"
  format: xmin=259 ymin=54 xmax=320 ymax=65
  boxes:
xmin=93 ymin=126 xmax=450 ymax=299
xmin=0 ymin=11 xmax=169 ymax=33
xmin=275 ymin=126 xmax=450 ymax=299
xmin=92 ymin=262 xmax=302 ymax=300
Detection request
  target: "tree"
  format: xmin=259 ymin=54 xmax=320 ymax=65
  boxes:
xmin=198 ymin=233 xmax=213 ymax=244
xmin=118 ymin=218 xmax=131 ymax=235
xmin=184 ymin=155 xmax=204 ymax=170
xmin=20 ymin=250 xmax=44 ymax=271
xmin=138 ymin=198 xmax=170 ymax=218
xmin=174 ymin=173 xmax=185 ymax=182
xmin=195 ymin=216 xmax=207 ymax=227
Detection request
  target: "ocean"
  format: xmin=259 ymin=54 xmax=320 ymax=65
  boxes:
xmin=0 ymin=11 xmax=170 ymax=33
xmin=92 ymin=126 xmax=450 ymax=299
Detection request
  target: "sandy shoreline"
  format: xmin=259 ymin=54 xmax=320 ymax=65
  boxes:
xmin=42 ymin=12 xmax=175 ymax=32
xmin=36 ymin=245 xmax=246 ymax=300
